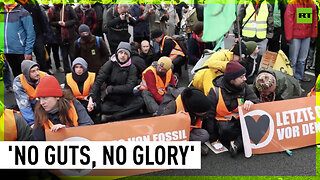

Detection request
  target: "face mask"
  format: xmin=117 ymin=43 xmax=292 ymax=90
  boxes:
xmin=81 ymin=34 xmax=91 ymax=41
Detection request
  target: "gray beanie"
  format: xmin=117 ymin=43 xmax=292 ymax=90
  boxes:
xmin=21 ymin=60 xmax=39 ymax=82
xmin=78 ymin=24 xmax=91 ymax=34
xmin=116 ymin=42 xmax=131 ymax=57
xmin=72 ymin=57 xmax=88 ymax=72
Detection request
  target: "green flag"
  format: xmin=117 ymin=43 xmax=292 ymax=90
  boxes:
xmin=202 ymin=0 xmax=236 ymax=42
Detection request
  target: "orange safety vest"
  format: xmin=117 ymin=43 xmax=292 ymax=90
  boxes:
xmin=308 ymin=85 xmax=316 ymax=96
xmin=2 ymin=109 xmax=18 ymax=141
xmin=20 ymin=71 xmax=47 ymax=100
xmin=43 ymin=100 xmax=79 ymax=129
xmin=213 ymin=86 xmax=243 ymax=121
xmin=140 ymin=66 xmax=173 ymax=96
xmin=66 ymin=72 xmax=95 ymax=100
xmin=175 ymin=95 xmax=202 ymax=131
xmin=160 ymin=35 xmax=185 ymax=61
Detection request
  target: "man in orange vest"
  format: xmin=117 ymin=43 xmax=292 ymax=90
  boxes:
xmin=151 ymin=29 xmax=186 ymax=77
xmin=205 ymin=61 xmax=261 ymax=157
xmin=140 ymin=56 xmax=176 ymax=115
xmin=65 ymin=57 xmax=98 ymax=123
xmin=13 ymin=60 xmax=47 ymax=127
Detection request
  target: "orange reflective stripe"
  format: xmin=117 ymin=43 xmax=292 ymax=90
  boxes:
xmin=43 ymin=101 xmax=79 ymax=130
xmin=66 ymin=72 xmax=95 ymax=100
xmin=160 ymin=36 xmax=185 ymax=61
xmin=175 ymin=95 xmax=185 ymax=113
xmin=140 ymin=66 xmax=172 ymax=95
xmin=20 ymin=71 xmax=47 ymax=100
xmin=3 ymin=109 xmax=18 ymax=141
xmin=213 ymin=86 xmax=239 ymax=121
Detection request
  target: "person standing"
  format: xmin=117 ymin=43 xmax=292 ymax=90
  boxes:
xmin=284 ymin=0 xmax=317 ymax=81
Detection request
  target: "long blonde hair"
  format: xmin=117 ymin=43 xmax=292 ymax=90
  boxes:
xmin=34 ymin=89 xmax=75 ymax=128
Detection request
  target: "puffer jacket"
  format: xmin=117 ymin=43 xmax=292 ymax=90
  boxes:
xmin=284 ymin=3 xmax=317 ymax=41
xmin=89 ymin=54 xmax=138 ymax=103
xmin=2 ymin=5 xmax=35 ymax=55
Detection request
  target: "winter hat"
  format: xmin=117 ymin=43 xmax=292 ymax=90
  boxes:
xmin=78 ymin=24 xmax=91 ymax=34
xmin=21 ymin=60 xmax=39 ymax=82
xmin=224 ymin=60 xmax=246 ymax=81
xmin=245 ymin=41 xmax=257 ymax=56
xmin=72 ymin=57 xmax=88 ymax=73
xmin=231 ymin=42 xmax=247 ymax=57
xmin=151 ymin=29 xmax=164 ymax=39
xmin=116 ymin=42 xmax=131 ymax=57
xmin=255 ymin=72 xmax=276 ymax=91
xmin=182 ymin=87 xmax=211 ymax=113
xmin=157 ymin=56 xmax=172 ymax=71
xmin=36 ymin=75 xmax=62 ymax=98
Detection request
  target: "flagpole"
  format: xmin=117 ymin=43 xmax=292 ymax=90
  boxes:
xmin=236 ymin=4 xmax=242 ymax=61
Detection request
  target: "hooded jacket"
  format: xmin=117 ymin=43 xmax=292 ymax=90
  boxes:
xmin=13 ymin=60 xmax=47 ymax=125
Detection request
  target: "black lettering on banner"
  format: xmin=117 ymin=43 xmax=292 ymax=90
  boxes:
xmin=116 ymin=145 xmax=127 ymax=165
xmin=145 ymin=146 xmax=154 ymax=165
xmin=80 ymin=146 xmax=90 ymax=165
xmin=155 ymin=146 xmax=165 ymax=165
xmin=45 ymin=145 xmax=55 ymax=165
xmin=15 ymin=146 xmax=26 ymax=165
xmin=133 ymin=145 xmax=143 ymax=165
xmin=179 ymin=145 xmax=190 ymax=165
xmin=103 ymin=146 xmax=114 ymax=165
xmin=58 ymin=146 xmax=68 ymax=165
xmin=69 ymin=146 xmax=79 ymax=165
xmin=28 ymin=146 xmax=38 ymax=165
xmin=168 ymin=146 xmax=178 ymax=165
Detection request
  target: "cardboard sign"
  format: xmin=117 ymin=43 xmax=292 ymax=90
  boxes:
xmin=239 ymin=96 xmax=319 ymax=158
xmin=45 ymin=113 xmax=191 ymax=176
xmin=273 ymin=50 xmax=293 ymax=76
xmin=259 ymin=51 xmax=278 ymax=70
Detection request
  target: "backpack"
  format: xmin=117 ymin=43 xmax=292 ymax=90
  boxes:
xmin=172 ymin=35 xmax=188 ymax=58
xmin=77 ymin=36 xmax=101 ymax=49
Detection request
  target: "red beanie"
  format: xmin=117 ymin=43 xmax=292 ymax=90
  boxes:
xmin=36 ymin=75 xmax=62 ymax=97
xmin=224 ymin=61 xmax=246 ymax=81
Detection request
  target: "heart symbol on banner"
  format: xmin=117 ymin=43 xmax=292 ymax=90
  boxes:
xmin=245 ymin=115 xmax=270 ymax=145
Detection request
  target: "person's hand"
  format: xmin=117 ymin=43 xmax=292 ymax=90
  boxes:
xmin=234 ymin=38 xmax=239 ymax=43
xmin=87 ymin=97 xmax=95 ymax=112
xmin=24 ymin=54 xmax=32 ymax=60
xmin=58 ymin=21 xmax=65 ymax=27
xmin=105 ymin=88 xmax=109 ymax=95
xmin=51 ymin=124 xmax=66 ymax=132
xmin=243 ymin=100 xmax=254 ymax=111
xmin=120 ymin=13 xmax=126 ymax=20
xmin=148 ymin=8 xmax=155 ymax=14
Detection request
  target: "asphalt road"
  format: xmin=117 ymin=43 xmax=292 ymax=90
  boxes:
xmin=3 ymin=32 xmax=317 ymax=177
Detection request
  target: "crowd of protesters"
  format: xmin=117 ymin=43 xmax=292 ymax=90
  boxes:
xmin=1 ymin=0 xmax=319 ymax=158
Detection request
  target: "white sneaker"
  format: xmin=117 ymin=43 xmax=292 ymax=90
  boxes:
xmin=58 ymin=67 xmax=64 ymax=73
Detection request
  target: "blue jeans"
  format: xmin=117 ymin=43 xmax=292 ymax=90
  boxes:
xmin=289 ymin=38 xmax=310 ymax=80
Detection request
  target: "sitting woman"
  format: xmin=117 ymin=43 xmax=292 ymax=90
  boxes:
xmin=33 ymin=76 xmax=94 ymax=141
xmin=65 ymin=57 xmax=99 ymax=123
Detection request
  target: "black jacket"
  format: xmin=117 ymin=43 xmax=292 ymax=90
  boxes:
xmin=89 ymin=56 xmax=138 ymax=104
xmin=239 ymin=54 xmax=262 ymax=84
xmin=204 ymin=75 xmax=261 ymax=142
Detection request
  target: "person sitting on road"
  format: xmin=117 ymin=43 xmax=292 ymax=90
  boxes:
xmin=253 ymin=69 xmax=302 ymax=102
xmin=64 ymin=57 xmax=100 ymax=124
xmin=13 ymin=60 xmax=48 ymax=127
xmin=87 ymin=42 xmax=144 ymax=122
xmin=139 ymin=56 xmax=176 ymax=115
xmin=205 ymin=61 xmax=261 ymax=157
xmin=32 ymin=75 xmax=93 ymax=141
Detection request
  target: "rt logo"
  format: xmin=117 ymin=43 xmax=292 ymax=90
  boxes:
xmin=297 ymin=8 xmax=312 ymax=24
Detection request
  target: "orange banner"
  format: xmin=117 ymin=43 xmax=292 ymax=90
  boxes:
xmin=45 ymin=113 xmax=191 ymax=176
xmin=239 ymin=96 xmax=319 ymax=157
